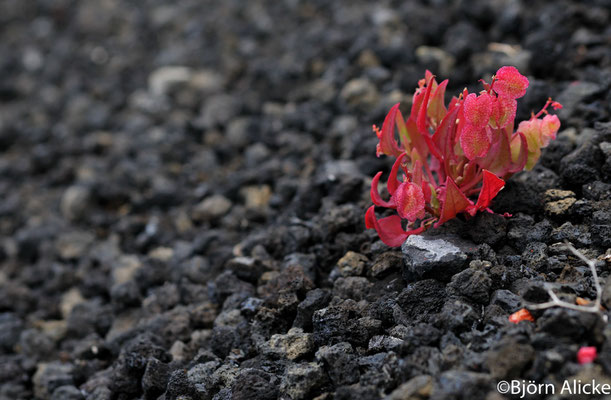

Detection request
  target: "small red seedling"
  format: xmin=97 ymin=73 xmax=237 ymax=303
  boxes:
xmin=577 ymin=346 xmax=597 ymax=364
xmin=366 ymin=66 xmax=562 ymax=247
xmin=508 ymin=308 xmax=535 ymax=324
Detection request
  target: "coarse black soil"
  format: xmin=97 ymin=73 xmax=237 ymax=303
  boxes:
xmin=1 ymin=0 xmax=610 ymax=399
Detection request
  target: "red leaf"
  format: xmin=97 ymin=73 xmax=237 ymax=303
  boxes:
xmin=396 ymin=111 xmax=430 ymax=160
xmin=365 ymin=206 xmax=424 ymax=247
xmin=434 ymin=177 xmax=473 ymax=227
xmin=410 ymin=88 xmax=425 ymax=122
xmin=479 ymin=127 xmax=523 ymax=177
xmin=493 ymin=66 xmax=529 ymax=99
xmin=474 ymin=170 xmax=505 ymax=210
xmin=427 ymin=79 xmax=448 ymax=125
xmin=376 ymin=104 xmax=402 ymax=157
xmin=460 ymin=124 xmax=491 ymax=160
xmin=410 ymin=159 xmax=423 ymax=186
xmin=463 ymin=92 xmax=493 ymax=127
xmin=432 ymin=102 xmax=461 ymax=161
xmin=422 ymin=182 xmax=432 ymax=203
xmin=387 ymin=152 xmax=407 ymax=195
xmin=394 ymin=182 xmax=425 ymax=222
xmin=417 ymin=74 xmax=435 ymax=134
xmin=370 ymin=172 xmax=394 ymax=208
xmin=370 ymin=153 xmax=407 ymax=208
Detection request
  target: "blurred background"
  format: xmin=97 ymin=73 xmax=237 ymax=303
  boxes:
xmin=1 ymin=0 xmax=608 ymax=241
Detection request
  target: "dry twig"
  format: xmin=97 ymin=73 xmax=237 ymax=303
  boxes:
xmin=526 ymin=242 xmax=605 ymax=321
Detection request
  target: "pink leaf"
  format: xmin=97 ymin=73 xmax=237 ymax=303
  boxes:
xmin=394 ymin=182 xmax=425 ymax=222
xmin=493 ymin=66 xmax=529 ymax=99
xmin=434 ymin=177 xmax=473 ymax=227
xmin=463 ymin=92 xmax=493 ymax=127
xmin=365 ymin=206 xmax=424 ymax=247
xmin=478 ymin=127 xmax=515 ymax=177
xmin=460 ymin=124 xmax=491 ymax=160
xmin=510 ymin=131 xmax=529 ymax=172
xmin=474 ymin=170 xmax=505 ymax=210
xmin=490 ymin=95 xmax=517 ymax=129
xmin=540 ymin=114 xmax=561 ymax=147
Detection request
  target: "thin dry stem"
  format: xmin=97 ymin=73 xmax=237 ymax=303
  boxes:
xmin=526 ymin=242 xmax=605 ymax=319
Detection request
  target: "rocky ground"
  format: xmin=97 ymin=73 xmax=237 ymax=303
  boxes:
xmin=0 ymin=0 xmax=610 ymax=399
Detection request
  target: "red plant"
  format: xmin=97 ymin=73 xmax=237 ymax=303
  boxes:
xmin=366 ymin=66 xmax=562 ymax=247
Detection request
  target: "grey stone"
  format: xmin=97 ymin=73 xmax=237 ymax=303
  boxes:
xmin=192 ymin=195 xmax=232 ymax=221
xmin=339 ymin=78 xmax=379 ymax=112
xmin=401 ymin=234 xmax=475 ymax=282
xmin=225 ymin=257 xmax=264 ymax=283
xmin=0 ymin=313 xmax=23 ymax=352
xmin=33 ymin=362 xmax=74 ymax=399
xmin=485 ymin=340 xmax=534 ymax=379
xmin=433 ymin=370 xmax=491 ymax=399
xmin=415 ymin=46 xmax=455 ymax=77
xmin=603 ymin=279 xmax=611 ymax=310
xmin=368 ymin=335 xmax=403 ymax=352
xmin=333 ymin=276 xmax=373 ymax=301
xmin=307 ymin=79 xmax=336 ymax=103
xmin=50 ymin=385 xmax=84 ymax=400
xmin=199 ymin=94 xmax=240 ymax=128
xmin=544 ymin=189 xmax=576 ymax=217
xmin=386 ymin=375 xmax=433 ymax=400
xmin=315 ymin=342 xmax=359 ymax=386
xmin=521 ymin=242 xmax=548 ymax=270
xmin=439 ymin=298 xmax=479 ymax=332
xmin=293 ymin=288 xmax=331 ymax=330
xmin=18 ymin=328 xmax=55 ymax=360
xmin=490 ymin=290 xmax=521 ymax=312
xmin=148 ymin=66 xmax=192 ymax=96
xmin=557 ymin=81 xmax=602 ymax=119
xmin=141 ymin=359 xmax=170 ymax=399
xmin=56 ymin=231 xmax=95 ymax=260
xmin=60 ymin=185 xmax=91 ymax=221
xmin=226 ymin=117 xmax=254 ymax=148
xmin=447 ymin=265 xmax=492 ymax=304
xmin=280 ymin=362 xmax=326 ymax=400
xmin=211 ymin=363 xmax=239 ymax=390
xmin=260 ymin=327 xmax=314 ymax=360
xmin=188 ymin=361 xmax=220 ymax=398
xmin=369 ymin=251 xmax=403 ymax=278
xmin=336 ymin=251 xmax=368 ymax=277
xmin=231 ymin=369 xmax=278 ymax=400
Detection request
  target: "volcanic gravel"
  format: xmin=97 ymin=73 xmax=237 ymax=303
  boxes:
xmin=1 ymin=0 xmax=610 ymax=399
